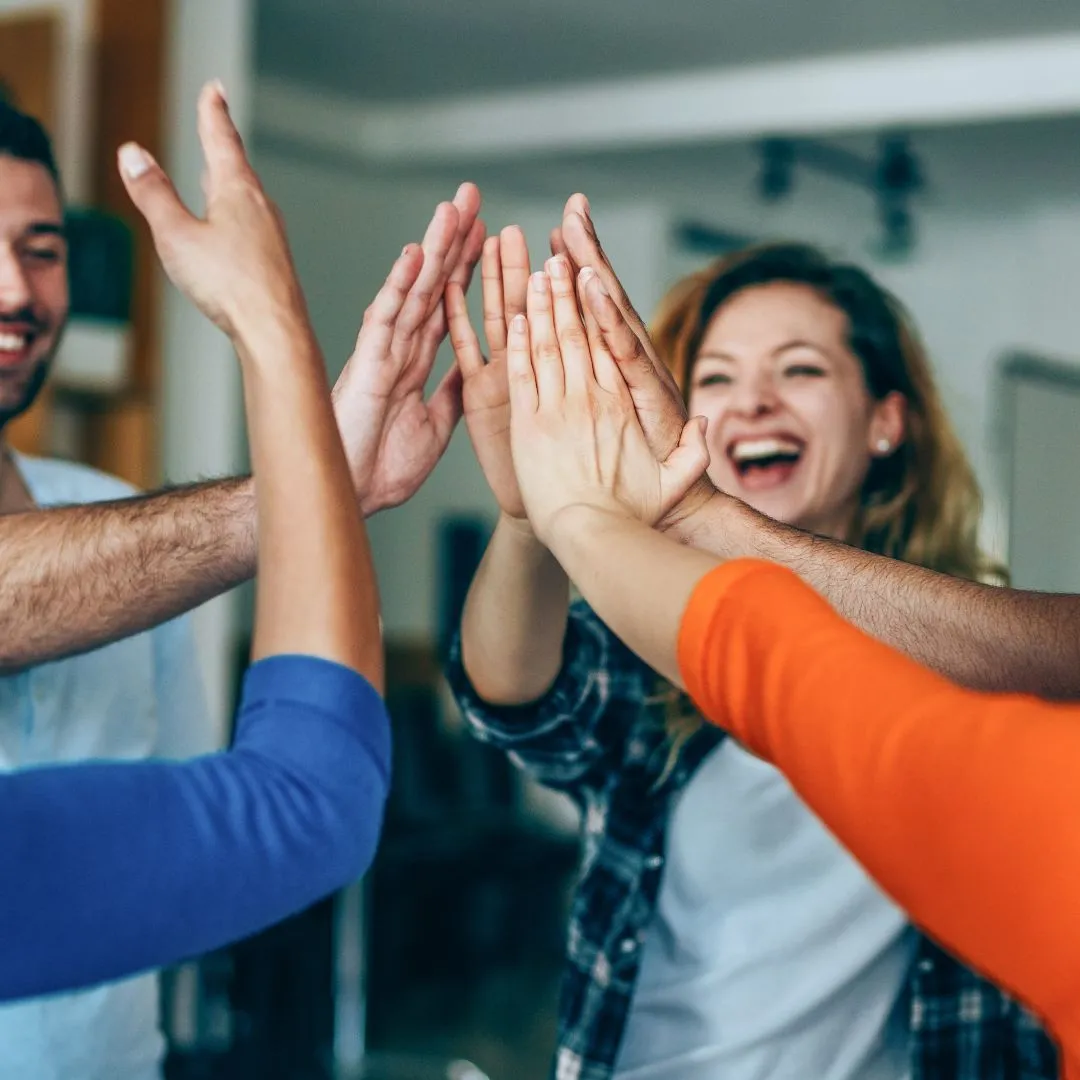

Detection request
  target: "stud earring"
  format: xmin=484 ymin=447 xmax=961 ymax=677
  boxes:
xmin=876 ymin=438 xmax=891 ymax=453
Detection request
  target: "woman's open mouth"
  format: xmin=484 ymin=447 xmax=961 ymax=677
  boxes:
xmin=726 ymin=435 xmax=804 ymax=491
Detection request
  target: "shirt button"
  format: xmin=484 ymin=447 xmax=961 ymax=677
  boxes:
xmin=621 ymin=938 xmax=637 ymax=954
xmin=919 ymin=959 xmax=934 ymax=973
xmin=646 ymin=855 xmax=663 ymax=870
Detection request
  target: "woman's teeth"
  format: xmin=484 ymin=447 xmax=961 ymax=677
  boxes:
xmin=729 ymin=436 xmax=803 ymax=465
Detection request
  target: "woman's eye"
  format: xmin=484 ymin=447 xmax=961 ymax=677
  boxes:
xmin=784 ymin=364 xmax=826 ymax=378
xmin=695 ymin=372 xmax=732 ymax=388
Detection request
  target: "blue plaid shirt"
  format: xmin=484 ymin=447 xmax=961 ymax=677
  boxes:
xmin=446 ymin=600 xmax=1058 ymax=1080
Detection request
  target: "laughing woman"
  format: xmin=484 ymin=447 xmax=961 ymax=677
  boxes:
xmin=446 ymin=240 xmax=1055 ymax=1080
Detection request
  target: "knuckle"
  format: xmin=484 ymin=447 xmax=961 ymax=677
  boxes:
xmin=537 ymin=342 xmax=562 ymax=365
xmin=409 ymin=284 xmax=435 ymax=310
xmin=558 ymin=325 xmax=588 ymax=351
xmin=362 ymin=300 xmax=389 ymax=328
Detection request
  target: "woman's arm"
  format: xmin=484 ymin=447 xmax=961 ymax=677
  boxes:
xmin=119 ymin=85 xmax=378 ymax=681
xmin=448 ymin=230 xmax=572 ymax=706
xmin=459 ymin=514 xmax=570 ymax=704
xmin=0 ymin=654 xmax=388 ymax=1001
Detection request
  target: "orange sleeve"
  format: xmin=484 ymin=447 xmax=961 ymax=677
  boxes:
xmin=677 ymin=559 xmax=1080 ymax=1072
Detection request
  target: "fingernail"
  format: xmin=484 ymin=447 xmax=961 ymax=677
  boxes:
xmin=579 ymin=266 xmax=596 ymax=284
xmin=511 ymin=314 xmax=527 ymax=333
xmin=530 ymin=271 xmax=547 ymax=293
xmin=118 ymin=143 xmax=152 ymax=180
xmin=401 ymin=244 xmax=412 ymax=257
xmin=546 ymin=257 xmax=568 ymax=280
xmin=212 ymin=78 xmax=228 ymax=104
xmin=582 ymin=195 xmax=592 ymax=218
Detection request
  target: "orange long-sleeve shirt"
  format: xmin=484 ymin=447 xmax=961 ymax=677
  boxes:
xmin=677 ymin=559 xmax=1080 ymax=1077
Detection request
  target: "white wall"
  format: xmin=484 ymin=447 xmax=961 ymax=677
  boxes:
xmin=160 ymin=0 xmax=255 ymax=743
xmin=254 ymin=140 xmax=1080 ymax=640
xmin=1006 ymin=373 xmax=1080 ymax=593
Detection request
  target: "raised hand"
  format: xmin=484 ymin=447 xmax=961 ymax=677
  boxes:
xmin=118 ymin=81 xmax=306 ymax=346
xmin=332 ymin=184 xmax=487 ymax=515
xmin=445 ymin=225 xmax=532 ymax=520
xmin=551 ymin=195 xmax=706 ymax=471
xmin=506 ymin=256 xmax=709 ymax=547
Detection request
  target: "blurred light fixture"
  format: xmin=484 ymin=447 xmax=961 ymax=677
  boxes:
xmin=757 ymin=134 xmax=924 ymax=257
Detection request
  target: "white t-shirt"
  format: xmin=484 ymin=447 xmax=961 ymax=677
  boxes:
xmin=0 ymin=453 xmax=215 ymax=1080
xmin=614 ymin=739 xmax=915 ymax=1080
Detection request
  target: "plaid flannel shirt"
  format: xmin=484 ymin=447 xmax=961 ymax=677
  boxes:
xmin=446 ymin=600 xmax=1059 ymax=1080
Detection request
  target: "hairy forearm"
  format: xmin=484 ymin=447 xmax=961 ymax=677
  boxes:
xmin=674 ymin=493 xmax=1080 ymax=699
xmin=460 ymin=514 xmax=571 ymax=704
xmin=0 ymin=478 xmax=256 ymax=671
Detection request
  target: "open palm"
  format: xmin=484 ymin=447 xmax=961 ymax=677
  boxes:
xmin=353 ymin=313 xmax=464 ymax=514
xmin=332 ymin=187 xmax=486 ymax=516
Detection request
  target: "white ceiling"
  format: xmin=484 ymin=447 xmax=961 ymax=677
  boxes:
xmin=255 ymin=0 xmax=1080 ymax=102
xmin=253 ymin=1 xmax=1080 ymax=232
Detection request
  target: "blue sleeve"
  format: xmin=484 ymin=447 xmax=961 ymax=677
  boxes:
xmin=0 ymin=654 xmax=390 ymax=1003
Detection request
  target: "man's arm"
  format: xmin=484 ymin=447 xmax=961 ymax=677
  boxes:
xmin=672 ymin=494 xmax=1080 ymax=700
xmin=0 ymin=478 xmax=255 ymax=672
xmin=0 ymin=180 xmax=484 ymax=673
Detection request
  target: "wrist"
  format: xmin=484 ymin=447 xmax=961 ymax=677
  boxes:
xmin=495 ymin=510 xmax=552 ymax=561
xmin=661 ymin=483 xmax=739 ymax=558
xmin=542 ymin=501 xmax=635 ymax=557
xmin=498 ymin=510 xmax=537 ymax=539
xmin=233 ymin=303 xmax=317 ymax=367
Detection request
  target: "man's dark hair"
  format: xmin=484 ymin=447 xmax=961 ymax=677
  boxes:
xmin=0 ymin=98 xmax=60 ymax=186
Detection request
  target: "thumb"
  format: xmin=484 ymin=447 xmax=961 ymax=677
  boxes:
xmin=659 ymin=416 xmax=711 ymax=511
xmin=118 ymin=142 xmax=197 ymax=250
xmin=428 ymin=362 xmax=466 ymax=449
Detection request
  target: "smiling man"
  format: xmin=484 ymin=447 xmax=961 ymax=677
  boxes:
xmin=0 ymin=137 xmax=63 ymax=426
xmin=0 ymin=103 xmax=216 ymax=1080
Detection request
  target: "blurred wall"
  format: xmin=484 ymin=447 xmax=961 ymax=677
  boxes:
xmin=160 ymin=0 xmax=254 ymax=742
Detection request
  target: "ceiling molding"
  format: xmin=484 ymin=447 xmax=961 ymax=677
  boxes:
xmin=255 ymin=34 xmax=1080 ymax=166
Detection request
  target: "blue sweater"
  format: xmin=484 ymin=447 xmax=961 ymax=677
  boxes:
xmin=0 ymin=653 xmax=390 ymax=1001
